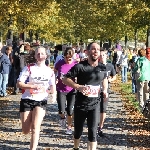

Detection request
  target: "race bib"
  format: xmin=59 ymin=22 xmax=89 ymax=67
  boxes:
xmin=85 ymin=85 xmax=100 ymax=97
xmin=28 ymin=82 xmax=47 ymax=99
xmin=30 ymin=87 xmax=45 ymax=94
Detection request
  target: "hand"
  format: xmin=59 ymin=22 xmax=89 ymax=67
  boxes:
xmin=76 ymin=85 xmax=87 ymax=93
xmin=103 ymin=90 xmax=108 ymax=101
xmin=108 ymin=77 xmax=112 ymax=83
xmin=31 ymin=84 xmax=42 ymax=90
xmin=76 ymin=85 xmax=91 ymax=96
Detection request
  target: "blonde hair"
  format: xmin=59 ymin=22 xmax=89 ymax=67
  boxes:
xmin=35 ymin=46 xmax=46 ymax=54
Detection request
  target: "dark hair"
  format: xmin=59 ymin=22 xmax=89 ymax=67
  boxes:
xmin=138 ymin=49 xmax=146 ymax=57
xmin=100 ymin=47 xmax=108 ymax=54
xmin=24 ymin=44 xmax=30 ymax=50
xmin=87 ymin=42 xmax=97 ymax=51
xmin=56 ymin=44 xmax=62 ymax=51
xmin=64 ymin=47 xmax=73 ymax=57
xmin=6 ymin=46 xmax=12 ymax=50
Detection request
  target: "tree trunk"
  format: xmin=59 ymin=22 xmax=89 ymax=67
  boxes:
xmin=7 ymin=29 xmax=13 ymax=42
xmin=134 ymin=29 xmax=138 ymax=48
xmin=125 ymin=35 xmax=128 ymax=50
xmin=109 ymin=39 xmax=111 ymax=48
xmin=100 ymin=40 xmax=103 ymax=47
xmin=146 ymin=28 xmax=150 ymax=47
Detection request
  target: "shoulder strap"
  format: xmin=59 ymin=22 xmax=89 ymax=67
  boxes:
xmin=27 ymin=63 xmax=35 ymax=74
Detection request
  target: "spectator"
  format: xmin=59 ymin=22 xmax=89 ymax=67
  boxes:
xmin=72 ymin=48 xmax=80 ymax=63
xmin=54 ymin=45 xmax=64 ymax=67
xmin=119 ymin=49 xmax=128 ymax=83
xmin=12 ymin=40 xmax=23 ymax=94
xmin=45 ymin=45 xmax=51 ymax=66
xmin=133 ymin=48 xmax=150 ymax=112
xmin=112 ymin=48 xmax=117 ymax=71
xmin=130 ymin=49 xmax=139 ymax=101
xmin=0 ymin=46 xmax=12 ymax=97
xmin=78 ymin=47 xmax=87 ymax=61
xmin=116 ymin=49 xmax=122 ymax=74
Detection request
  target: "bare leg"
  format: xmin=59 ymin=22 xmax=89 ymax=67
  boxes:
xmin=30 ymin=106 xmax=45 ymax=150
xmin=20 ymin=111 xmax=32 ymax=134
xmin=87 ymin=141 xmax=97 ymax=150
xmin=74 ymin=138 xmax=80 ymax=149
xmin=99 ymin=113 xmax=106 ymax=129
xmin=67 ymin=115 xmax=72 ymax=128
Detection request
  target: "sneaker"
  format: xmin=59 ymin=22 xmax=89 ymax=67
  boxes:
xmin=0 ymin=93 xmax=8 ymax=97
xmin=59 ymin=118 xmax=66 ymax=128
xmin=97 ymin=130 xmax=105 ymax=137
xmin=73 ymin=148 xmax=79 ymax=150
xmin=65 ymin=128 xmax=72 ymax=135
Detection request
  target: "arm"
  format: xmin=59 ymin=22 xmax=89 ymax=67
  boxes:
xmin=62 ymin=64 xmax=86 ymax=93
xmin=17 ymin=80 xmax=37 ymax=89
xmin=62 ymin=63 xmax=80 ymax=89
xmin=133 ymin=59 xmax=139 ymax=73
xmin=17 ymin=66 xmax=39 ymax=90
xmin=118 ymin=54 xmax=122 ymax=64
xmin=47 ymin=70 xmax=56 ymax=94
xmin=102 ymin=78 xmax=108 ymax=93
xmin=102 ymin=77 xmax=109 ymax=101
xmin=108 ymin=65 xmax=116 ymax=82
xmin=108 ymin=75 xmax=116 ymax=82
xmin=3 ymin=57 xmax=10 ymax=65
xmin=62 ymin=77 xmax=80 ymax=90
xmin=48 ymin=84 xmax=56 ymax=94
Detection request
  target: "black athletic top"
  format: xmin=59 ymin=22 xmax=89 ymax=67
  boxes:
xmin=64 ymin=60 xmax=107 ymax=110
xmin=105 ymin=63 xmax=116 ymax=77
xmin=100 ymin=63 xmax=116 ymax=92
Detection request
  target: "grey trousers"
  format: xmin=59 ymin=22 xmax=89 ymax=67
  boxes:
xmin=136 ymin=81 xmax=149 ymax=111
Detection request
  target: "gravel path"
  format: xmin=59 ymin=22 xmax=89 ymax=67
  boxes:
xmin=0 ymin=92 xmax=128 ymax=150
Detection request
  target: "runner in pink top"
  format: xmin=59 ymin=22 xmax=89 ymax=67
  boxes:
xmin=54 ymin=47 xmax=77 ymax=135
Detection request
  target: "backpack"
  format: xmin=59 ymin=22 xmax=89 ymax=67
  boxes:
xmin=142 ymin=99 xmax=150 ymax=120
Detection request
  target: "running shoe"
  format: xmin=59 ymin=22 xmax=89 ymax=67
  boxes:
xmin=59 ymin=118 xmax=66 ymax=128
xmin=97 ymin=130 xmax=105 ymax=137
xmin=65 ymin=128 xmax=72 ymax=135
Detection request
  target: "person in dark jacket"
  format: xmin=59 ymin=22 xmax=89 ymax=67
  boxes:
xmin=12 ymin=42 xmax=36 ymax=95
xmin=0 ymin=47 xmax=11 ymax=97
xmin=12 ymin=41 xmax=23 ymax=94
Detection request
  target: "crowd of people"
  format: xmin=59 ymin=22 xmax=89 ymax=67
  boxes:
xmin=108 ymin=44 xmax=150 ymax=114
xmin=0 ymin=40 xmax=149 ymax=150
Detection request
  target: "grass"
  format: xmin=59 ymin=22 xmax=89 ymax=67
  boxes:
xmin=120 ymin=82 xmax=140 ymax=112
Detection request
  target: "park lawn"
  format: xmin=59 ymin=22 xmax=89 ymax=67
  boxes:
xmin=120 ymin=83 xmax=140 ymax=112
xmin=111 ymin=75 xmax=150 ymax=149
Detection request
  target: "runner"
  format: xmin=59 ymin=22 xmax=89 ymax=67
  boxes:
xmin=17 ymin=46 xmax=55 ymax=150
xmin=98 ymin=49 xmax=116 ymax=137
xmin=54 ymin=47 xmax=77 ymax=135
xmin=62 ymin=42 xmax=108 ymax=150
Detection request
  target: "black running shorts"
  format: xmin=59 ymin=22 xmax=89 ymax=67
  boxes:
xmin=20 ymin=99 xmax=47 ymax=112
